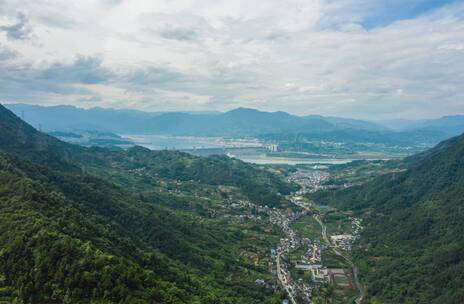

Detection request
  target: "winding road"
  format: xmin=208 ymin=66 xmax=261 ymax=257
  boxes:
xmin=314 ymin=215 xmax=365 ymax=304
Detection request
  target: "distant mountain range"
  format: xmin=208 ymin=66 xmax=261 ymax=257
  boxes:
xmin=5 ymin=103 xmax=464 ymax=145
xmin=4 ymin=103 xmax=383 ymax=135
xmin=379 ymin=115 xmax=464 ymax=136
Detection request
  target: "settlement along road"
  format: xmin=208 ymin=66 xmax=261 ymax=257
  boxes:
xmin=276 ymin=251 xmax=298 ymax=304
xmin=314 ymin=215 xmax=365 ymax=304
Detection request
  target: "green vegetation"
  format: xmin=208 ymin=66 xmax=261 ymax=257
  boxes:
xmin=321 ymin=251 xmax=348 ymax=269
xmin=292 ymin=215 xmax=322 ymax=241
xmin=4 ymin=101 xmax=464 ymax=304
xmin=324 ymin=159 xmax=406 ymax=186
xmin=313 ymin=133 xmax=464 ymax=303
xmin=312 ymin=282 xmax=358 ymax=304
xmin=0 ymin=105 xmax=289 ymax=303
xmin=87 ymin=146 xmax=297 ymax=207
xmin=321 ymin=211 xmax=354 ymax=236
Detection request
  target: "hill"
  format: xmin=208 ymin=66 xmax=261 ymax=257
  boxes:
xmin=0 ymin=104 xmax=292 ymax=303
xmin=312 ymin=133 xmax=464 ymax=303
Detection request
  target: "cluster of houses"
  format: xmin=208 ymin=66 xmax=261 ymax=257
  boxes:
xmin=221 ymin=168 xmax=363 ymax=303
xmin=330 ymin=217 xmax=363 ymax=251
xmin=330 ymin=234 xmax=354 ymax=251
xmin=224 ymin=200 xmax=269 ymax=221
xmin=288 ymin=169 xmax=330 ymax=194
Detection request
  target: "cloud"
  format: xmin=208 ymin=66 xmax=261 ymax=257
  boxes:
xmin=0 ymin=0 xmax=462 ymax=118
xmin=0 ymin=55 xmax=109 ymax=106
xmin=0 ymin=44 xmax=16 ymax=60
xmin=160 ymin=28 xmax=199 ymax=41
xmin=124 ymin=66 xmax=187 ymax=88
xmin=39 ymin=55 xmax=110 ymax=84
xmin=0 ymin=12 xmax=32 ymax=40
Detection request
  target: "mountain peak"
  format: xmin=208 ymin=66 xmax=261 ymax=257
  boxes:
xmin=225 ymin=107 xmax=261 ymax=114
xmin=224 ymin=107 xmax=292 ymax=118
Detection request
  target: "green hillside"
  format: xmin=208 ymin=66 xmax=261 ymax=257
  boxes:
xmin=0 ymin=104 xmax=288 ymax=303
xmin=312 ymin=134 xmax=464 ymax=303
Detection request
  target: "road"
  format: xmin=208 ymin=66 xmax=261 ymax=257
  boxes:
xmin=314 ymin=215 xmax=365 ymax=304
xmin=276 ymin=252 xmax=298 ymax=304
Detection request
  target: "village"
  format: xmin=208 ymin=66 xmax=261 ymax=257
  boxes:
xmin=222 ymin=168 xmax=363 ymax=303
xmin=277 ymin=168 xmax=363 ymax=303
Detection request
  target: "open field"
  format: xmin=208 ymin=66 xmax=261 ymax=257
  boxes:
xmin=292 ymin=215 xmax=322 ymax=241
xmin=322 ymin=211 xmax=354 ymax=236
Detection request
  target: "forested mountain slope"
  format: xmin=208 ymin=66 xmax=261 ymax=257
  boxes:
xmin=312 ymin=134 xmax=464 ymax=303
xmin=0 ymin=105 xmax=294 ymax=207
xmin=0 ymin=104 xmax=288 ymax=303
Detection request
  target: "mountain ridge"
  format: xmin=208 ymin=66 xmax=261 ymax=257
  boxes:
xmin=311 ymin=132 xmax=464 ymax=303
xmin=4 ymin=103 xmax=384 ymax=135
xmin=6 ymin=103 xmax=463 ymax=146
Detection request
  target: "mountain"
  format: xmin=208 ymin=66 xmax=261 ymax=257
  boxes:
xmin=307 ymin=115 xmax=386 ymax=132
xmin=4 ymin=103 xmax=384 ymax=136
xmin=141 ymin=108 xmax=341 ymax=136
xmin=312 ymin=133 xmax=464 ymax=303
xmin=9 ymin=103 xmax=464 ymax=154
xmin=378 ymin=115 xmax=464 ymax=136
xmin=0 ymin=104 xmax=89 ymax=170
xmin=4 ymin=103 xmax=161 ymax=133
xmin=417 ymin=115 xmax=464 ymax=137
xmin=0 ymin=104 xmax=293 ymax=303
xmin=376 ymin=118 xmax=425 ymax=131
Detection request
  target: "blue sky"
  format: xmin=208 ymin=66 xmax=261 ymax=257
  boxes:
xmin=0 ymin=0 xmax=463 ymax=119
xmin=362 ymin=0 xmax=457 ymax=28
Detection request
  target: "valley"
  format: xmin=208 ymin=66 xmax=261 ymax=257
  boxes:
xmin=213 ymin=165 xmax=370 ymax=303
xmin=1 ymin=103 xmax=464 ymax=303
xmin=1 ymin=2 xmax=463 ymax=303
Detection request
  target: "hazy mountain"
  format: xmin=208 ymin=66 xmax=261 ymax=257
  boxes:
xmin=4 ymin=103 xmax=161 ymax=133
xmin=313 ymin=132 xmax=464 ymax=303
xmin=417 ymin=115 xmax=464 ymax=137
xmin=5 ymin=103 xmax=384 ymax=136
xmin=377 ymin=119 xmax=421 ymax=131
xmin=307 ymin=115 xmax=386 ymax=131
xmin=7 ymin=103 xmax=463 ymax=148
xmin=378 ymin=115 xmax=464 ymax=135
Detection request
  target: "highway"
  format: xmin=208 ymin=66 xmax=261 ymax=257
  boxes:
xmin=314 ymin=215 xmax=365 ymax=304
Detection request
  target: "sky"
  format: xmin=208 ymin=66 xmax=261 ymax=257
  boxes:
xmin=0 ymin=0 xmax=463 ymax=119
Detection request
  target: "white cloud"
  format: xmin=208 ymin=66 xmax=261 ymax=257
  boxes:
xmin=0 ymin=0 xmax=462 ymax=119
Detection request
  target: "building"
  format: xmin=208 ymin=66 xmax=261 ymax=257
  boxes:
xmin=266 ymin=144 xmax=278 ymax=152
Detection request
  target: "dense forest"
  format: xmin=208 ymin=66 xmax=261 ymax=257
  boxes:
xmin=312 ymin=133 xmax=464 ymax=303
xmin=0 ymin=105 xmax=290 ymax=303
